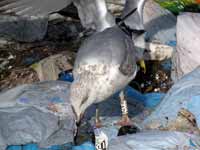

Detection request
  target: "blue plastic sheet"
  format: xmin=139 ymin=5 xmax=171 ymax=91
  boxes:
xmin=124 ymin=86 xmax=165 ymax=108
xmin=143 ymin=67 xmax=200 ymax=128
xmin=7 ymin=143 xmax=73 ymax=150
xmin=58 ymin=71 xmax=74 ymax=82
xmin=72 ymin=142 xmax=95 ymax=150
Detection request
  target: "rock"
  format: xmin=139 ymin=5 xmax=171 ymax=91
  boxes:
xmin=32 ymin=51 xmax=74 ymax=81
xmin=47 ymin=18 xmax=82 ymax=42
xmin=106 ymin=0 xmax=125 ymax=15
xmin=171 ymin=13 xmax=200 ymax=81
xmin=137 ymin=42 xmax=174 ymax=61
xmin=143 ymin=0 xmax=177 ymax=45
xmin=0 ymin=15 xmax=48 ymax=42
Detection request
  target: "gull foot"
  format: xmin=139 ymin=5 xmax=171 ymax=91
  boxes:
xmin=115 ymin=116 xmax=133 ymax=126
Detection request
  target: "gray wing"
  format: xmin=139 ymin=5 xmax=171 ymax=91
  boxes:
xmin=119 ymin=37 xmax=137 ymax=76
xmin=0 ymin=0 xmax=72 ymax=16
xmin=75 ymin=27 xmax=137 ymax=77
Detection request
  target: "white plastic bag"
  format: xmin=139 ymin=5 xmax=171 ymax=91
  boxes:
xmin=0 ymin=81 xmax=76 ymax=149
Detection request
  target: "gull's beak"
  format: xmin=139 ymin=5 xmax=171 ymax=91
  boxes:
xmin=139 ymin=59 xmax=146 ymax=74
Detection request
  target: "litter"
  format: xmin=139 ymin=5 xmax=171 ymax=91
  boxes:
xmin=171 ymin=12 xmax=200 ymax=81
xmin=142 ymin=67 xmax=200 ymax=131
xmin=72 ymin=142 xmax=95 ymax=150
xmin=0 ymin=81 xmax=76 ymax=150
xmin=108 ymin=131 xmax=200 ymax=150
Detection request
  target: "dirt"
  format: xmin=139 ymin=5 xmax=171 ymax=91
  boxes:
xmin=0 ymin=17 xmax=173 ymax=94
xmin=0 ymin=19 xmax=83 ymax=91
xmin=131 ymin=60 xmax=173 ymax=93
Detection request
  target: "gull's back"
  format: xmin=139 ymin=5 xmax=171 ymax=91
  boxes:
xmin=74 ymin=26 xmax=137 ymax=77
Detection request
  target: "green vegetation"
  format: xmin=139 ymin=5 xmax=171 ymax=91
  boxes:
xmin=155 ymin=0 xmax=200 ymax=15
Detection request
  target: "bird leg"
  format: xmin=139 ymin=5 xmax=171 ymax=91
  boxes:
xmin=95 ymin=105 xmax=102 ymax=128
xmin=139 ymin=59 xmax=146 ymax=74
xmin=116 ymin=91 xmax=133 ymax=126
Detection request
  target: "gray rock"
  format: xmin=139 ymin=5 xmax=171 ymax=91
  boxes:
xmin=32 ymin=51 xmax=74 ymax=81
xmin=0 ymin=15 xmax=48 ymax=42
xmin=171 ymin=13 xmax=200 ymax=81
xmin=0 ymin=81 xmax=76 ymax=149
xmin=143 ymin=0 xmax=177 ymax=44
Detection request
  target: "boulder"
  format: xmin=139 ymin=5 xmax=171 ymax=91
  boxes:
xmin=171 ymin=12 xmax=200 ymax=81
xmin=0 ymin=15 xmax=48 ymax=42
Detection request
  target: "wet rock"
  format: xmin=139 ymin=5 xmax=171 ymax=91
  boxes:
xmin=32 ymin=51 xmax=74 ymax=81
xmin=47 ymin=18 xmax=82 ymax=42
xmin=0 ymin=15 xmax=48 ymax=42
xmin=171 ymin=13 xmax=200 ymax=81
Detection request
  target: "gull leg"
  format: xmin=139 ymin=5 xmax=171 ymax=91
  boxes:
xmin=95 ymin=104 xmax=102 ymax=128
xmin=116 ymin=91 xmax=132 ymax=126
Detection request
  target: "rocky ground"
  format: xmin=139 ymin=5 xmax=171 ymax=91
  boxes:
xmin=0 ymin=18 xmax=173 ymax=93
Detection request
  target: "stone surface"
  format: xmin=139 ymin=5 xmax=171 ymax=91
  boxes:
xmin=0 ymin=15 xmax=48 ymax=42
xmin=143 ymin=0 xmax=177 ymax=44
xmin=32 ymin=51 xmax=74 ymax=81
xmin=171 ymin=12 xmax=200 ymax=81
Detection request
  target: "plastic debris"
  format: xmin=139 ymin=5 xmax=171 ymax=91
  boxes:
xmin=108 ymin=131 xmax=200 ymax=150
xmin=142 ymin=67 xmax=200 ymax=132
xmin=7 ymin=143 xmax=72 ymax=150
xmin=0 ymin=81 xmax=76 ymax=150
xmin=171 ymin=12 xmax=200 ymax=81
xmin=32 ymin=52 xmax=74 ymax=81
xmin=72 ymin=142 xmax=95 ymax=150
xmin=58 ymin=71 xmax=74 ymax=82
xmin=124 ymin=86 xmax=165 ymax=108
xmin=94 ymin=127 xmax=108 ymax=150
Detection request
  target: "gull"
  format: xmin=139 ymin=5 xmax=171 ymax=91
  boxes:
xmin=70 ymin=0 xmax=147 ymax=126
xmin=0 ymin=0 xmax=147 ymax=126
